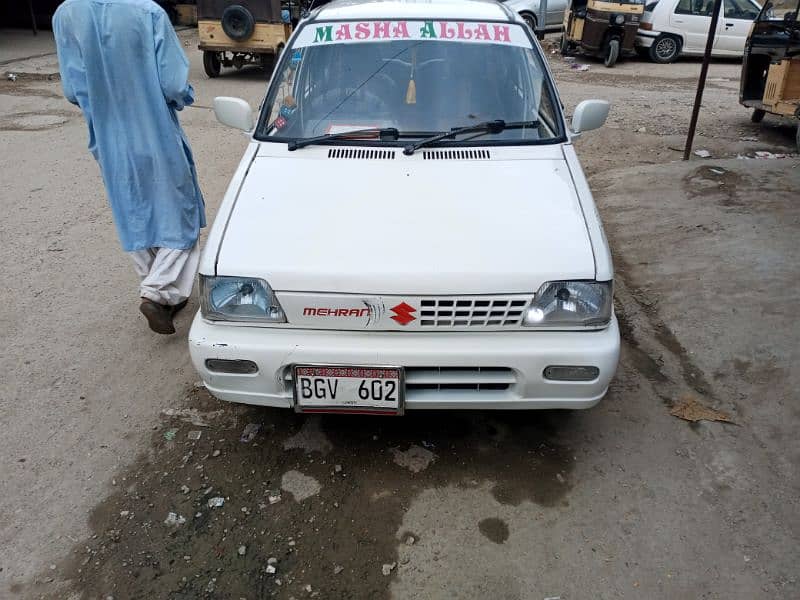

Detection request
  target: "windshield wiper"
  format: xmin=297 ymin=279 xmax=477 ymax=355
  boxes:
xmin=402 ymin=120 xmax=540 ymax=155
xmin=287 ymin=128 xmax=400 ymax=151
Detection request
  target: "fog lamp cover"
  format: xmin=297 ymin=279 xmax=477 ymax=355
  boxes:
xmin=543 ymin=365 xmax=600 ymax=381
xmin=205 ymin=358 xmax=259 ymax=374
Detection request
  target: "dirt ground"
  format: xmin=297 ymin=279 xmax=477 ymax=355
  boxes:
xmin=1 ymin=28 xmax=798 ymax=600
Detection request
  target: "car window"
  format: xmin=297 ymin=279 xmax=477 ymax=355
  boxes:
xmin=724 ymin=0 xmax=759 ymax=19
xmin=758 ymin=0 xmax=800 ymax=20
xmin=256 ymin=20 xmax=564 ymax=144
xmin=675 ymin=0 xmax=715 ymax=15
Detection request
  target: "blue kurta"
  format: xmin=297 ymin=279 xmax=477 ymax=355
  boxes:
xmin=53 ymin=0 xmax=205 ymax=251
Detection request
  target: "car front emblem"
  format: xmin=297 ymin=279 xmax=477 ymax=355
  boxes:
xmin=390 ymin=302 xmax=417 ymax=326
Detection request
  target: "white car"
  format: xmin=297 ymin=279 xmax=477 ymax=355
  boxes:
xmin=502 ymin=0 xmax=569 ymax=30
xmin=189 ymin=0 xmax=620 ymax=414
xmin=636 ymin=0 xmax=761 ymax=62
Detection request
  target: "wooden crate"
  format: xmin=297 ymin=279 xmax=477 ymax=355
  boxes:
xmin=762 ymin=59 xmax=800 ymax=116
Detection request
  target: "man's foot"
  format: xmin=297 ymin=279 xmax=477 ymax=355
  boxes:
xmin=139 ymin=299 xmax=176 ymax=335
xmin=171 ymin=299 xmax=189 ymax=317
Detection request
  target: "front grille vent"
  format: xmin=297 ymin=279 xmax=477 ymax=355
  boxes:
xmin=419 ymin=296 xmax=530 ymax=328
xmin=406 ymin=367 xmax=516 ymax=392
xmin=327 ymin=148 xmax=396 ymax=160
xmin=422 ymin=149 xmax=491 ymax=160
xmin=283 ymin=367 xmax=516 ymax=395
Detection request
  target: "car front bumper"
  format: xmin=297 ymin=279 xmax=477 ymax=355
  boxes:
xmin=635 ymin=30 xmax=658 ymax=48
xmin=188 ymin=313 xmax=620 ymax=410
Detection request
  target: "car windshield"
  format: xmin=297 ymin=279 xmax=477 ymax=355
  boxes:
xmin=255 ymin=20 xmax=564 ymax=144
xmin=759 ymin=0 xmax=800 ymax=20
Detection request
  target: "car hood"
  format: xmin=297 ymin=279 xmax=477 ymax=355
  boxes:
xmin=216 ymin=147 xmax=595 ymax=294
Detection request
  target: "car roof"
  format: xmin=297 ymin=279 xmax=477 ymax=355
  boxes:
xmin=312 ymin=0 xmax=516 ymax=22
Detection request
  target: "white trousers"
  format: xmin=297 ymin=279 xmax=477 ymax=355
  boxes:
xmin=129 ymin=244 xmax=200 ymax=306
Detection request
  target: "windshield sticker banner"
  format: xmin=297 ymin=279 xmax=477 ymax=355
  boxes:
xmin=293 ymin=21 xmax=533 ymax=49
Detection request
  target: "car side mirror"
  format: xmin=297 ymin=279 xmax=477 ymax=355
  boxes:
xmin=572 ymin=99 xmax=610 ymax=134
xmin=213 ymin=97 xmax=254 ymax=132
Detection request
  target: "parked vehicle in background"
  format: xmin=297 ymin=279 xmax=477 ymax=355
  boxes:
xmin=740 ymin=0 xmax=800 ymax=149
xmin=636 ymin=0 xmax=762 ymax=62
xmin=190 ymin=0 xmax=620 ymax=414
xmin=154 ymin=0 xmax=178 ymax=23
xmin=198 ymin=0 xmax=293 ymax=77
xmin=503 ymin=0 xmax=570 ymax=30
xmin=561 ymin=0 xmax=645 ymax=67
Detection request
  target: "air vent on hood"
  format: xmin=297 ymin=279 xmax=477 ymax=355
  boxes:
xmin=422 ymin=149 xmax=491 ymax=160
xmin=327 ymin=148 xmax=396 ymax=160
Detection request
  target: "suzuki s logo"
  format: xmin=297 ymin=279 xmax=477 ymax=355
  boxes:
xmin=390 ymin=302 xmax=417 ymax=326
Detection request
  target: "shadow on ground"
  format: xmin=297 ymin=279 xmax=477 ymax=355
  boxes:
xmin=49 ymin=387 xmax=582 ymax=600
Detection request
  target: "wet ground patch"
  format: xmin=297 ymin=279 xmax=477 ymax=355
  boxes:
xmin=683 ymin=165 xmax=749 ymax=209
xmin=49 ymin=388 xmax=579 ymax=600
xmin=0 ymin=81 xmax=62 ymax=99
xmin=1 ymin=71 xmax=63 ymax=100
xmin=477 ymin=518 xmax=509 ymax=544
xmin=0 ymin=110 xmax=73 ymax=131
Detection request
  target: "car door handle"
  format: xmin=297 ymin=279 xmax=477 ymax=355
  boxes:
xmin=725 ymin=22 xmax=734 ymax=27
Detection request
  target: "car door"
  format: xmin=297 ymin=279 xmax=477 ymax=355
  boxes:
xmin=669 ymin=0 xmax=716 ymax=53
xmin=715 ymin=0 xmax=760 ymax=54
xmin=547 ymin=0 xmax=569 ymax=27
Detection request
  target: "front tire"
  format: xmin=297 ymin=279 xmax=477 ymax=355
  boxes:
xmin=750 ymin=108 xmax=766 ymax=123
xmin=203 ymin=51 xmax=221 ymax=78
xmin=604 ymin=38 xmax=620 ymax=67
xmin=560 ymin=34 xmax=570 ymax=55
xmin=796 ymin=122 xmax=799 ymax=153
xmin=649 ymin=34 xmax=681 ymax=63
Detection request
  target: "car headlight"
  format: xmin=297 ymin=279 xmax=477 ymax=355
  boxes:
xmin=200 ymin=276 xmax=286 ymax=323
xmin=523 ymin=281 xmax=612 ymax=327
xmin=613 ymin=14 xmax=625 ymax=25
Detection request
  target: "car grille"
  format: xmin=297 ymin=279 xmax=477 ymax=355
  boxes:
xmin=418 ymin=296 xmax=531 ymax=328
xmin=283 ymin=366 xmax=517 ymax=394
xmin=405 ymin=367 xmax=516 ymax=392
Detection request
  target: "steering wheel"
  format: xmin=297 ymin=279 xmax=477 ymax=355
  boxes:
xmin=305 ymin=87 xmax=393 ymax=129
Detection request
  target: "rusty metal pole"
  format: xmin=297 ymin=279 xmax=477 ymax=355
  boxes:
xmin=683 ymin=0 xmax=724 ymax=160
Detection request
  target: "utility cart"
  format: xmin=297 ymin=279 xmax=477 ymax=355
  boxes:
xmin=740 ymin=0 xmax=800 ymax=149
xmin=198 ymin=0 xmax=292 ymax=77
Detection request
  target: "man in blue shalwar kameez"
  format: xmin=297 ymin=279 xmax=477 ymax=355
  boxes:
xmin=53 ymin=0 xmax=206 ymax=335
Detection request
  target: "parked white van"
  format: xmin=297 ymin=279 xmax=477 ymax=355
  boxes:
xmin=637 ymin=0 xmax=761 ymax=62
xmin=189 ymin=0 xmax=620 ymax=415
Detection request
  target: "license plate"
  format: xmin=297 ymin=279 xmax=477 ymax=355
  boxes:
xmin=293 ymin=365 xmax=404 ymax=415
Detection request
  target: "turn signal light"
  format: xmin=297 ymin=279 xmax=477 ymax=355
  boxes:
xmin=205 ymin=359 xmax=259 ymax=374
xmin=640 ymin=22 xmax=653 ymax=30
xmin=543 ymin=365 xmax=600 ymax=381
